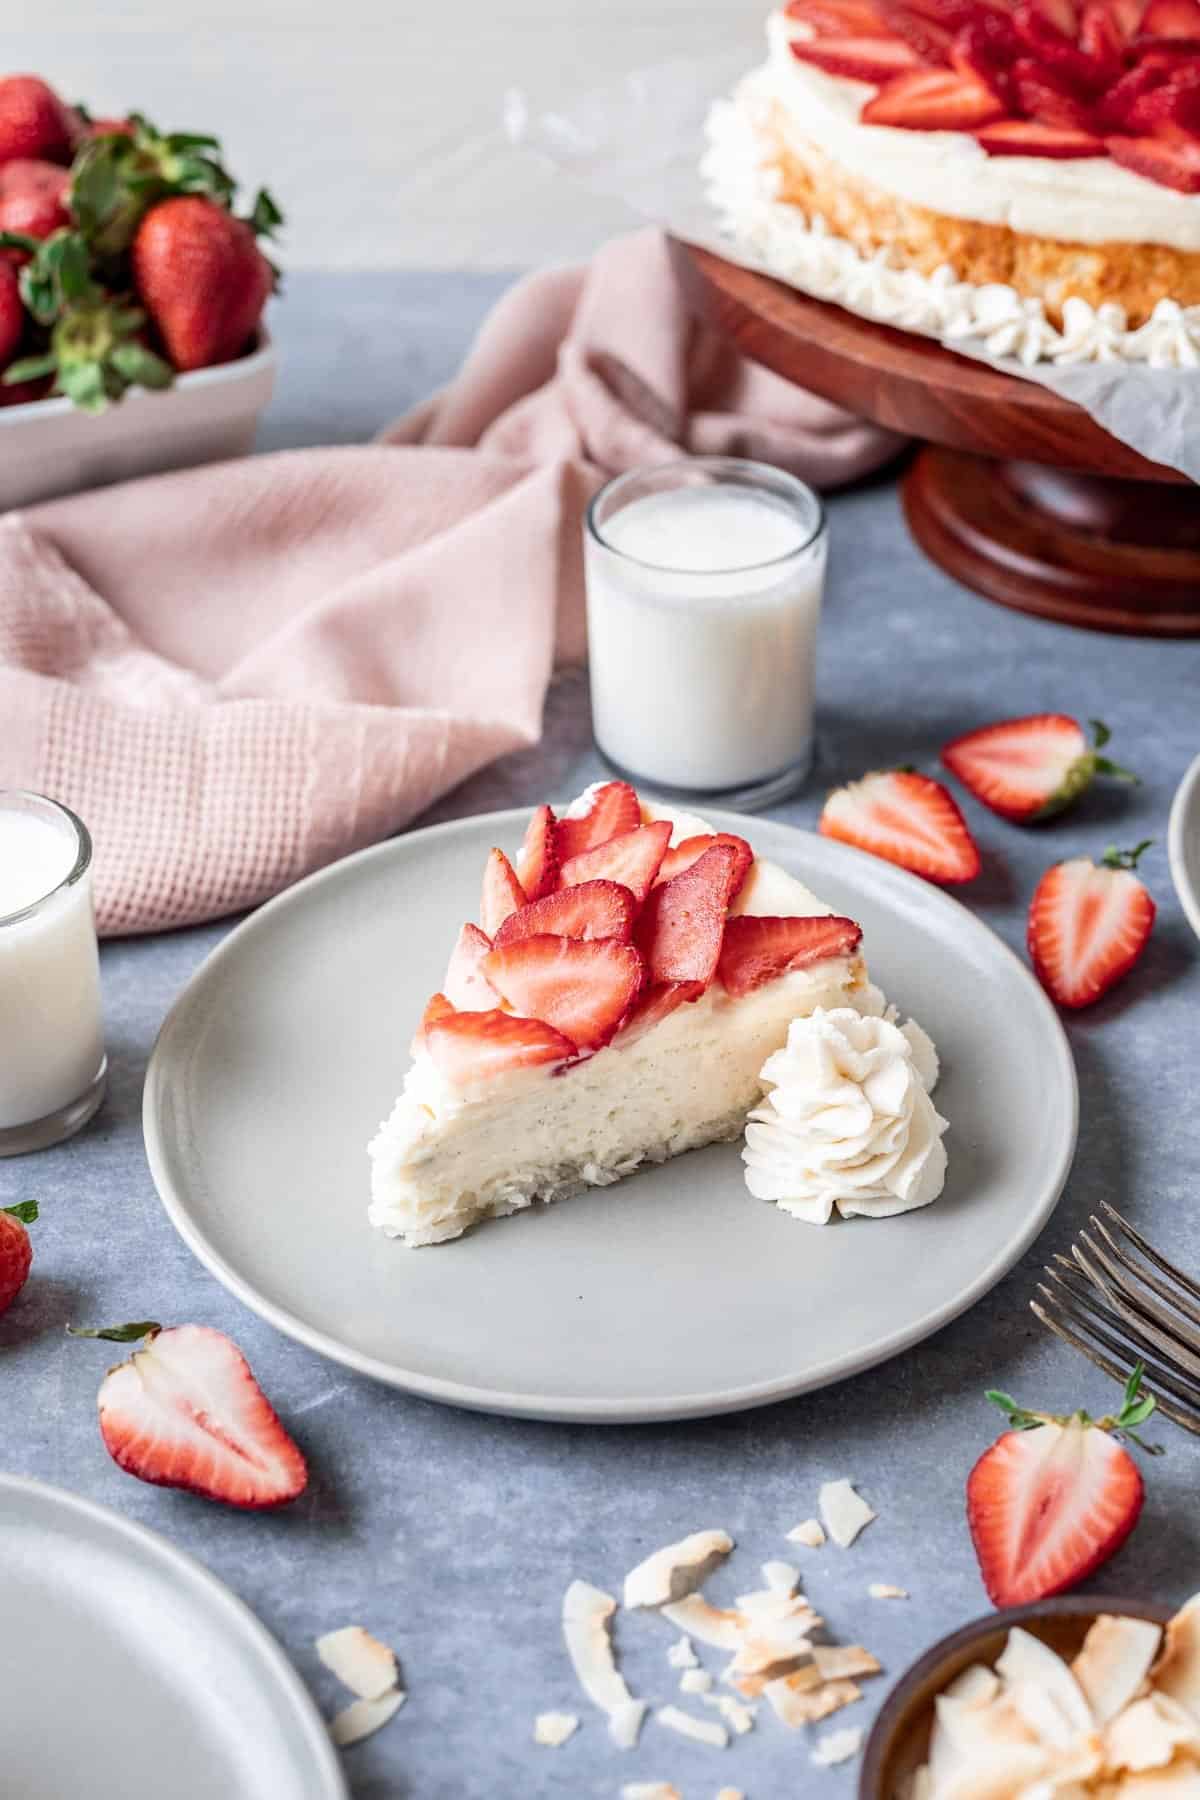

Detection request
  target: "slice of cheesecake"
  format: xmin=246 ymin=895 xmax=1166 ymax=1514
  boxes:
xmin=368 ymin=782 xmax=866 ymax=1246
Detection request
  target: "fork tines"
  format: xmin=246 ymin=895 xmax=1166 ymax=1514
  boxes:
xmin=1031 ymin=1200 xmax=1200 ymax=1437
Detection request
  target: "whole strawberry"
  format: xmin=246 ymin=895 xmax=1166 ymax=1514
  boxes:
xmin=0 ymin=1201 xmax=39 ymax=1314
xmin=0 ymin=159 xmax=70 ymax=255
xmin=0 ymin=259 xmax=22 ymax=366
xmin=132 ymin=194 xmax=278 ymax=372
xmin=0 ymin=76 xmax=77 ymax=166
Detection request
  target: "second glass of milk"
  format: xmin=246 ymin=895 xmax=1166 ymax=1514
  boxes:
xmin=584 ymin=458 xmax=827 ymax=806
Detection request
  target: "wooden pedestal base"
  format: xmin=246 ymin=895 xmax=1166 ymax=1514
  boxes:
xmin=903 ymin=449 xmax=1200 ymax=637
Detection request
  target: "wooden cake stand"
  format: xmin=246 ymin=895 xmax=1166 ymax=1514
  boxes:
xmin=672 ymin=240 xmax=1200 ymax=637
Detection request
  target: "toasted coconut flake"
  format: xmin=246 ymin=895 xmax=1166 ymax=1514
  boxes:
xmin=787 ymin=1518 xmax=826 ymax=1549
xmin=813 ymin=1644 xmax=882 ymax=1683
xmin=943 ymin=1664 xmax=1001 ymax=1708
xmin=765 ymin=1673 xmax=862 ymax=1728
xmin=533 ymin=1711 xmax=580 ymax=1747
xmin=621 ymin=1786 xmax=681 ymax=1800
xmin=925 ymin=1738 xmax=1050 ymax=1800
xmin=812 ymin=1724 xmax=864 ymax=1767
xmin=316 ymin=1625 xmax=399 ymax=1701
xmin=662 ymin=1595 xmax=746 ymax=1650
xmin=716 ymin=1789 xmax=745 ymax=1800
xmin=329 ymin=1689 xmax=406 ymax=1747
xmin=869 ymin=1583 xmax=909 ymax=1600
xmin=997 ymin=1628 xmax=1093 ymax=1737
xmin=609 ymin=1699 xmax=648 ymax=1750
xmin=703 ymin=1692 xmax=757 ymax=1735
xmin=819 ymin=1479 xmax=876 ymax=1549
xmin=563 ymin=1580 xmax=638 ymax=1722
xmin=1073 ymin=1615 xmax=1163 ymax=1727
xmin=657 ymin=1704 xmax=729 ymax=1748
xmin=1107 ymin=1693 xmax=1200 ymax=1773
xmin=666 ymin=1634 xmax=699 ymax=1670
xmin=681 ymin=1668 xmax=714 ymax=1694
xmin=624 ymin=1530 xmax=734 ymax=1610
xmin=761 ymin=1560 xmax=799 ymax=1594
xmin=1154 ymin=1596 xmax=1200 ymax=1724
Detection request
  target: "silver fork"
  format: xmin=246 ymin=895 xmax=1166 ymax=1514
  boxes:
xmin=1032 ymin=1200 xmax=1200 ymax=1437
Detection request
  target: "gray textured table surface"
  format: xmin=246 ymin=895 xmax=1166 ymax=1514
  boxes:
xmin=4 ymin=272 xmax=1199 ymax=1800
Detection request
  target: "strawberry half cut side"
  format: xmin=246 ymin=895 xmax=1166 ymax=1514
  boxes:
xmin=1027 ymin=841 xmax=1156 ymax=1008
xmin=966 ymin=1366 xmax=1156 ymax=1606
xmin=819 ymin=770 xmax=982 ymax=883
xmin=717 ymin=914 xmax=863 ymax=997
xmin=941 ymin=713 xmax=1137 ymax=822
xmin=558 ymin=820 xmax=671 ymax=905
xmin=493 ymin=879 xmax=637 ymax=948
xmin=424 ymin=1008 xmax=576 ymax=1080
xmin=482 ymin=935 xmax=644 ymax=1051
xmin=71 ymin=1321 xmax=308 ymax=1509
xmin=553 ymin=782 xmax=641 ymax=863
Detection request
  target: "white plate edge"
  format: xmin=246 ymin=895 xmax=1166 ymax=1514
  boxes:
xmin=1168 ymin=751 xmax=1200 ymax=943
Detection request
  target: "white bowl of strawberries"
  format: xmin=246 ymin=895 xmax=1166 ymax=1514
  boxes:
xmin=0 ymin=75 xmax=281 ymax=508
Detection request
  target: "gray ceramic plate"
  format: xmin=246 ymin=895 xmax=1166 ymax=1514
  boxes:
xmin=1169 ymin=751 xmax=1200 ymax=942
xmin=0 ymin=1474 xmax=346 ymax=1800
xmin=144 ymin=810 xmax=1078 ymax=1423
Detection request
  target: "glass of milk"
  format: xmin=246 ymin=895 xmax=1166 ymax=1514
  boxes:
xmin=585 ymin=458 xmax=827 ymax=806
xmin=0 ymin=791 xmax=106 ymax=1155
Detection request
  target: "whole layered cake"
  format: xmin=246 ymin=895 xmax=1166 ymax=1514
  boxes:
xmin=704 ymin=0 xmax=1200 ymax=365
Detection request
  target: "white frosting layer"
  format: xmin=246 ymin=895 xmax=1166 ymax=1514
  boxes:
xmin=761 ymin=9 xmax=1200 ymax=250
xmin=742 ymin=1004 xmax=947 ymax=1224
xmin=703 ymin=83 xmax=1200 ymax=368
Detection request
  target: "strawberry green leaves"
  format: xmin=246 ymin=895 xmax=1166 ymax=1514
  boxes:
xmin=1 ymin=1200 xmax=39 ymax=1225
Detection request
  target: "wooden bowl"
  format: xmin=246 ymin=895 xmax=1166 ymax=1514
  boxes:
xmin=858 ymin=1594 xmax=1175 ymax=1800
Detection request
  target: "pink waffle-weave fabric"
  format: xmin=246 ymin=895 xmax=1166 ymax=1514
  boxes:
xmin=0 ymin=229 xmax=903 ymax=934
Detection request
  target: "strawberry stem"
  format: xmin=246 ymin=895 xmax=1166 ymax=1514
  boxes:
xmin=1102 ymin=840 xmax=1153 ymax=871
xmin=1 ymin=1200 xmax=38 ymax=1224
xmin=985 ymin=1360 xmax=1160 ymax=1454
xmin=67 ymin=1320 xmax=161 ymax=1342
xmin=1088 ymin=719 xmax=1138 ymax=786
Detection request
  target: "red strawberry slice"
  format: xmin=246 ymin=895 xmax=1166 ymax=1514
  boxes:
xmin=1109 ymin=0 xmax=1148 ymax=33
xmin=718 ymin=915 xmax=864 ymax=997
xmin=791 ymin=34 xmax=924 ymax=79
xmin=443 ymin=922 xmax=501 ymax=1010
xmin=615 ymin=979 xmax=706 ymax=1046
xmin=942 ymin=714 xmax=1135 ymax=822
xmin=482 ymin=935 xmax=644 ymax=1051
xmin=480 ymin=848 xmax=527 ymax=938
xmin=636 ymin=844 xmax=738 ymax=988
xmin=1108 ymin=131 xmax=1200 ymax=186
xmin=1012 ymin=60 xmax=1103 ymax=130
xmin=905 ymin=0 xmax=980 ymax=27
xmin=655 ymin=832 xmax=755 ymax=898
xmin=1013 ymin=1 xmax=1109 ymax=85
xmin=414 ymin=991 xmax=456 ymax=1050
xmin=879 ymin=1 xmax=956 ymax=59
xmin=558 ymin=820 xmax=671 ymax=905
xmin=425 ymin=1008 xmax=575 ymax=1080
xmin=862 ymin=66 xmax=1007 ymax=125
xmin=1139 ymin=0 xmax=1200 ymax=32
xmin=952 ymin=10 xmax=1021 ymax=102
xmin=1031 ymin=0 xmax=1080 ymax=33
xmin=820 ymin=770 xmax=982 ymax=883
xmin=1078 ymin=0 xmax=1126 ymax=74
xmin=554 ymin=782 xmax=640 ymax=862
xmin=966 ymin=1370 xmax=1153 ymax=1606
xmin=1128 ymin=62 xmax=1200 ymax=132
xmin=83 ymin=1323 xmax=308 ymax=1509
xmin=493 ymin=879 xmax=637 ymax=948
xmin=516 ymin=803 xmax=558 ymax=902
xmin=978 ymin=118 xmax=1106 ymax=152
xmin=1027 ymin=844 xmax=1156 ymax=1009
xmin=1101 ymin=60 xmax=1172 ymax=129
xmin=786 ymin=0 xmax=894 ymax=33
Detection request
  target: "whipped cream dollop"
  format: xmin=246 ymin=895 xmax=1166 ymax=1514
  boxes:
xmin=742 ymin=1000 xmax=947 ymax=1225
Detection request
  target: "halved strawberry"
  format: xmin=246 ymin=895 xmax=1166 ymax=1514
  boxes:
xmin=425 ymin=1008 xmax=575 ymax=1080
xmin=480 ymin=848 xmax=527 ymax=938
xmin=615 ymin=979 xmax=706 ymax=1046
xmin=1027 ymin=842 xmax=1155 ymax=1009
xmin=655 ymin=832 xmax=754 ymax=899
xmin=966 ymin=1366 xmax=1154 ymax=1606
xmin=819 ymin=770 xmax=982 ymax=883
xmin=558 ymin=820 xmax=671 ymax=904
xmin=443 ymin=922 xmax=501 ymax=1010
xmin=879 ymin=1 xmax=956 ymax=60
xmin=717 ymin=915 xmax=863 ymax=997
xmin=942 ymin=714 xmax=1136 ymax=822
xmin=978 ymin=118 xmax=1106 ymax=152
xmin=554 ymin=782 xmax=640 ymax=862
xmin=1013 ymin=60 xmax=1103 ymax=130
xmin=0 ymin=1200 xmax=37 ymax=1315
xmin=482 ymin=935 xmax=644 ymax=1051
xmin=791 ymin=34 xmax=924 ymax=79
xmin=72 ymin=1322 xmax=308 ymax=1509
xmin=516 ymin=804 xmax=558 ymax=903
xmin=786 ymin=0 xmax=894 ymax=33
xmin=636 ymin=844 xmax=738 ymax=987
xmin=862 ymin=65 xmax=1007 ymax=126
xmin=493 ymin=880 xmax=637 ymax=948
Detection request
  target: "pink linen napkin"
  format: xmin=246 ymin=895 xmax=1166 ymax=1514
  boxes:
xmin=0 ymin=228 xmax=903 ymax=936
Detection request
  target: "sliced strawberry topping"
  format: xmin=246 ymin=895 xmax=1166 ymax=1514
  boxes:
xmin=791 ymin=33 xmax=924 ymax=78
xmin=655 ymin=832 xmax=755 ymax=898
xmin=1107 ymin=131 xmax=1200 ymax=188
xmin=1013 ymin=1 xmax=1109 ymax=84
xmin=1078 ymin=0 xmax=1126 ymax=74
xmin=1101 ymin=59 xmax=1172 ymax=129
xmin=786 ymin=0 xmax=894 ymax=32
xmin=717 ymin=914 xmax=863 ymax=997
xmin=425 ymin=1008 xmax=575 ymax=1080
xmin=413 ymin=991 xmax=456 ymax=1051
xmin=554 ymin=781 xmax=640 ymax=862
xmin=615 ymin=979 xmax=706 ymax=1046
xmin=558 ymin=820 xmax=671 ymax=904
xmin=951 ymin=13 xmax=1021 ymax=105
xmin=1031 ymin=0 xmax=1081 ymax=36
xmin=482 ymin=935 xmax=644 ymax=1051
xmin=863 ymin=65 xmax=1007 ymax=126
xmin=820 ymin=770 xmax=982 ymax=883
xmin=978 ymin=117 xmax=1106 ymax=152
xmin=880 ymin=1 xmax=956 ymax=60
xmin=1027 ymin=846 xmax=1156 ymax=1008
xmin=493 ymin=879 xmax=637 ymax=947
xmin=480 ymin=847 xmax=527 ymax=938
xmin=1139 ymin=0 xmax=1200 ymax=35
xmin=1012 ymin=59 xmax=1102 ymax=129
xmin=516 ymin=803 xmax=558 ymax=902
xmin=1109 ymin=0 xmax=1149 ymax=35
xmin=443 ymin=923 xmax=500 ymax=1010
xmin=905 ymin=0 xmax=980 ymax=26
xmin=636 ymin=843 xmax=738 ymax=987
